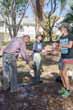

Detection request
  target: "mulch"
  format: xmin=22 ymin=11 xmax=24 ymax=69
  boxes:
xmin=0 ymin=78 xmax=73 ymax=110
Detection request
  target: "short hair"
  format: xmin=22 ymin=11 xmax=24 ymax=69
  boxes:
xmin=23 ymin=35 xmax=30 ymax=39
xmin=36 ymin=33 xmax=43 ymax=39
xmin=58 ymin=24 xmax=70 ymax=32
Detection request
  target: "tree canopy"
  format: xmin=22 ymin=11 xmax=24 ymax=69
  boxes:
xmin=0 ymin=0 xmax=29 ymax=38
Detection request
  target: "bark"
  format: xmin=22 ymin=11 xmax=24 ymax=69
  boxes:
xmin=30 ymin=0 xmax=44 ymax=33
xmin=11 ymin=0 xmax=17 ymax=37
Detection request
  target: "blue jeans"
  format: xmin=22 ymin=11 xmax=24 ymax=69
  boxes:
xmin=2 ymin=53 xmax=18 ymax=90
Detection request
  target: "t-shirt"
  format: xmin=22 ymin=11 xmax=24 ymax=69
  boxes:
xmin=59 ymin=34 xmax=73 ymax=59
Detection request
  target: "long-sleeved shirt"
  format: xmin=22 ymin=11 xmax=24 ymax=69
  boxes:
xmin=3 ymin=37 xmax=29 ymax=63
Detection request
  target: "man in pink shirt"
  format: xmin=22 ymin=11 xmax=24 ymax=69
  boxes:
xmin=2 ymin=35 xmax=30 ymax=92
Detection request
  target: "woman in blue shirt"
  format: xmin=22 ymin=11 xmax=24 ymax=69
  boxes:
xmin=58 ymin=24 xmax=73 ymax=98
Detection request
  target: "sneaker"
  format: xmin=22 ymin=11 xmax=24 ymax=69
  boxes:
xmin=58 ymin=87 xmax=66 ymax=94
xmin=61 ymin=90 xmax=71 ymax=98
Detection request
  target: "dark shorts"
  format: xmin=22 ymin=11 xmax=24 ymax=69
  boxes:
xmin=58 ymin=58 xmax=73 ymax=70
xmin=58 ymin=58 xmax=64 ymax=70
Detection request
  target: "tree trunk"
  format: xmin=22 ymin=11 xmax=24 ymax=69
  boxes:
xmin=30 ymin=0 xmax=44 ymax=34
xmin=49 ymin=31 xmax=52 ymax=42
xmin=35 ymin=16 xmax=41 ymax=34
xmin=12 ymin=0 xmax=17 ymax=37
